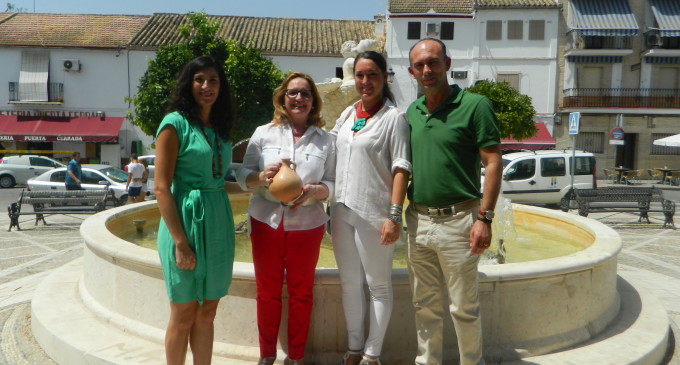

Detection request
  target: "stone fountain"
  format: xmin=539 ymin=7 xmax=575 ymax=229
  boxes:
xmin=30 ymin=40 xmax=670 ymax=364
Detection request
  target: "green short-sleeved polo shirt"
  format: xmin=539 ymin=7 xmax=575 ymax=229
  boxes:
xmin=407 ymin=85 xmax=500 ymax=207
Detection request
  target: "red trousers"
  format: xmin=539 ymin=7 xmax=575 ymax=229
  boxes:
xmin=249 ymin=217 xmax=325 ymax=360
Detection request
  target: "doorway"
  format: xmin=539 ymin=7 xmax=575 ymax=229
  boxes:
xmin=615 ymin=133 xmax=637 ymax=168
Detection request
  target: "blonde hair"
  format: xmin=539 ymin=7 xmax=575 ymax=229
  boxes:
xmin=272 ymin=72 xmax=324 ymax=128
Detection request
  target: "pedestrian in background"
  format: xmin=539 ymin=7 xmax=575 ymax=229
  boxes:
xmin=126 ymin=153 xmax=146 ymax=203
xmin=64 ymin=152 xmax=83 ymax=190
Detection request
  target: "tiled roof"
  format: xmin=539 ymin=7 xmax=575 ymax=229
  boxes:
xmin=475 ymin=0 xmax=559 ymax=8
xmin=388 ymin=0 xmax=474 ymax=14
xmin=130 ymin=13 xmax=379 ymax=56
xmin=0 ymin=13 xmax=149 ymax=48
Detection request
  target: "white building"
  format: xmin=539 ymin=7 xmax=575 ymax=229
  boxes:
xmin=0 ymin=13 xmax=378 ymax=167
xmin=386 ymin=0 xmax=561 ymax=137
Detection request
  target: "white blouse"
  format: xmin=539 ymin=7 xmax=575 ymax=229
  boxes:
xmin=331 ymin=101 xmax=412 ymax=230
xmin=236 ymin=122 xmax=336 ymax=231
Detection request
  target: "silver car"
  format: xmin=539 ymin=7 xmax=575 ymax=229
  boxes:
xmin=0 ymin=155 xmax=65 ymax=188
xmin=27 ymin=164 xmax=131 ymax=206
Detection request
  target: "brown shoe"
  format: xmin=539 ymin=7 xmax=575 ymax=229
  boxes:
xmin=258 ymin=357 xmax=275 ymax=365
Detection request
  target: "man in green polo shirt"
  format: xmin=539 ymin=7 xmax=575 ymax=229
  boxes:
xmin=405 ymin=38 xmax=502 ymax=365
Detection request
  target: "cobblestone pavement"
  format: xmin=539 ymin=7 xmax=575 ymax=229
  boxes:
xmin=0 ymin=188 xmax=678 ymax=364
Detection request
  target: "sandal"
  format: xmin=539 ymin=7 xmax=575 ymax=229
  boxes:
xmin=341 ymin=350 xmax=362 ymax=365
xmin=359 ymin=355 xmax=382 ymax=365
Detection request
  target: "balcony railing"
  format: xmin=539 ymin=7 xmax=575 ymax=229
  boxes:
xmin=563 ymin=88 xmax=680 ymax=108
xmin=8 ymin=82 xmax=64 ymax=103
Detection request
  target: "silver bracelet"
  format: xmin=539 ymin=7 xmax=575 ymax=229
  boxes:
xmin=389 ymin=204 xmax=403 ymax=216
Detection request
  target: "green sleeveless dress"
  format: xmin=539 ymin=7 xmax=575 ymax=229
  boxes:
xmin=156 ymin=112 xmax=235 ymax=304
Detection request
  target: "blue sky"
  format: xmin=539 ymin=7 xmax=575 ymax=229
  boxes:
xmin=6 ymin=0 xmax=387 ymax=20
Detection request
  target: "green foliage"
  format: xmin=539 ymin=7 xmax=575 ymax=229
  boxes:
xmin=126 ymin=12 xmax=283 ymax=142
xmin=466 ymin=80 xmax=537 ymax=141
xmin=5 ymin=2 xmax=27 ymax=12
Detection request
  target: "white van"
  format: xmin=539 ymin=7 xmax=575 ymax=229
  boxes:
xmin=484 ymin=150 xmax=596 ymax=208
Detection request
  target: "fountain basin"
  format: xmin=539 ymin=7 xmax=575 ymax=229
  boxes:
xmin=65 ymin=201 xmax=621 ymax=363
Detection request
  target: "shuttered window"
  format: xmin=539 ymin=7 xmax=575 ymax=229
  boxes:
xmin=441 ymin=22 xmax=454 ymax=40
xmin=496 ymin=72 xmax=520 ymax=91
xmin=408 ymin=22 xmax=421 ymax=40
xmin=486 ymin=21 xmax=502 ymax=40
xmin=529 ymin=20 xmax=545 ymax=40
xmin=19 ymin=51 xmax=49 ymax=102
xmin=508 ymin=20 xmax=523 ymax=40
xmin=576 ymin=132 xmax=605 ymax=153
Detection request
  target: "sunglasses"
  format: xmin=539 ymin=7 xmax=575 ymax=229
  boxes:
xmin=285 ymin=89 xmax=312 ymax=99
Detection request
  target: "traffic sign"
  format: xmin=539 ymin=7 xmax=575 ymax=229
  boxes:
xmin=609 ymin=127 xmax=624 ymax=145
xmin=568 ymin=112 xmax=580 ymax=135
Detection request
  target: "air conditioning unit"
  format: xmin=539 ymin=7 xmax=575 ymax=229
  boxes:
xmin=63 ymin=59 xmax=81 ymax=71
xmin=452 ymin=70 xmax=468 ymax=79
xmin=426 ymin=23 xmax=439 ymax=37
xmin=645 ymin=33 xmax=663 ymax=48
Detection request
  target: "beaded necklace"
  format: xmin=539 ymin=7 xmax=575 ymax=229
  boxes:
xmin=351 ymin=100 xmax=384 ymax=132
xmin=199 ymin=125 xmax=223 ymax=178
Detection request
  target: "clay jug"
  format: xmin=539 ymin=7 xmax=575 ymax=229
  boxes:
xmin=269 ymin=158 xmax=303 ymax=204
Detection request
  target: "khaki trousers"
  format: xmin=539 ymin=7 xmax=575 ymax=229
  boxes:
xmin=406 ymin=203 xmax=484 ymax=365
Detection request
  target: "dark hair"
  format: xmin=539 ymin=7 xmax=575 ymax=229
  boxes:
xmin=72 ymin=152 xmax=79 ymax=157
xmin=167 ymin=56 xmax=235 ymax=141
xmin=353 ymin=51 xmax=395 ymax=104
xmin=272 ymin=72 xmax=324 ymax=128
xmin=408 ymin=37 xmax=449 ymax=62
xmin=130 ymin=153 xmax=138 ymax=160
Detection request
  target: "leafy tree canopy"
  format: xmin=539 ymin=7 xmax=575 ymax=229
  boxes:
xmin=466 ymin=80 xmax=537 ymax=141
xmin=5 ymin=2 xmax=27 ymax=11
xmin=126 ymin=12 xmax=284 ymax=142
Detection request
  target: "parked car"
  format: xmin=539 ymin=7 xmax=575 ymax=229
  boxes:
xmin=138 ymin=154 xmax=239 ymax=182
xmin=27 ymin=164 xmax=133 ymax=206
xmin=482 ymin=150 xmax=596 ymax=208
xmin=0 ymin=155 xmax=65 ymax=188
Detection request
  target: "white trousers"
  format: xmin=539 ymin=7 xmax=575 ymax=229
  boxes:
xmin=331 ymin=203 xmax=394 ymax=357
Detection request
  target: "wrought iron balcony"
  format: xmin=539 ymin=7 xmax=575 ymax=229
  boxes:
xmin=8 ymin=82 xmax=64 ymax=103
xmin=563 ymin=88 xmax=680 ymax=109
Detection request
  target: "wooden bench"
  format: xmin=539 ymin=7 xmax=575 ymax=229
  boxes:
xmin=7 ymin=189 xmax=114 ymax=231
xmin=571 ymin=187 xmax=675 ymax=228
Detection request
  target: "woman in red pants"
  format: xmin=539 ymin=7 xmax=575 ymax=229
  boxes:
xmin=236 ymin=72 xmax=336 ymax=365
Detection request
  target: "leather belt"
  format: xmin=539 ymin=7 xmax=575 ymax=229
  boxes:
xmin=413 ymin=199 xmax=479 ymax=217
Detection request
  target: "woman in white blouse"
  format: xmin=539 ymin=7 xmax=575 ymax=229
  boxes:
xmin=236 ymin=72 xmax=335 ymax=365
xmin=331 ymin=51 xmax=411 ymax=365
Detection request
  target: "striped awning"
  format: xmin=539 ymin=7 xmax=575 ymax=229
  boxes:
xmin=566 ymin=55 xmax=623 ymax=63
xmin=569 ymin=0 xmax=639 ymax=37
xmin=645 ymin=56 xmax=680 ymax=64
xmin=649 ymin=0 xmax=680 ymax=37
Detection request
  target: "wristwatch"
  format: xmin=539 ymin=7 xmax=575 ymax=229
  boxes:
xmin=477 ymin=209 xmax=494 ymax=224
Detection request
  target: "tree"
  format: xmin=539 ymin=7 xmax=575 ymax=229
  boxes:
xmin=126 ymin=12 xmax=284 ymax=142
xmin=5 ymin=2 xmax=27 ymax=12
xmin=466 ymin=80 xmax=537 ymax=141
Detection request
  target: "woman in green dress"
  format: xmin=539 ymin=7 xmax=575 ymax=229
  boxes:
xmin=154 ymin=56 xmax=241 ymax=365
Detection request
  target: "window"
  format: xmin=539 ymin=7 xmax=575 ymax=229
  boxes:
xmin=441 ymin=22 xmax=454 ymax=40
xmin=506 ymin=159 xmax=535 ymax=180
xmin=507 ymin=20 xmax=523 ymax=40
xmin=19 ymin=51 xmax=49 ymax=102
xmin=82 ymin=170 xmax=105 ymax=185
xmin=50 ymin=171 xmax=66 ymax=183
xmin=529 ymin=20 xmax=545 ymax=40
xmin=496 ymin=72 xmax=520 ymax=91
xmin=570 ymin=156 xmax=596 ymax=175
xmin=541 ymin=157 xmax=566 ymax=177
xmin=576 ymin=132 xmax=605 ymax=153
xmin=30 ymin=157 xmax=57 ymax=167
xmin=407 ymin=22 xmax=421 ymax=40
xmin=486 ymin=21 xmax=502 ymax=40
